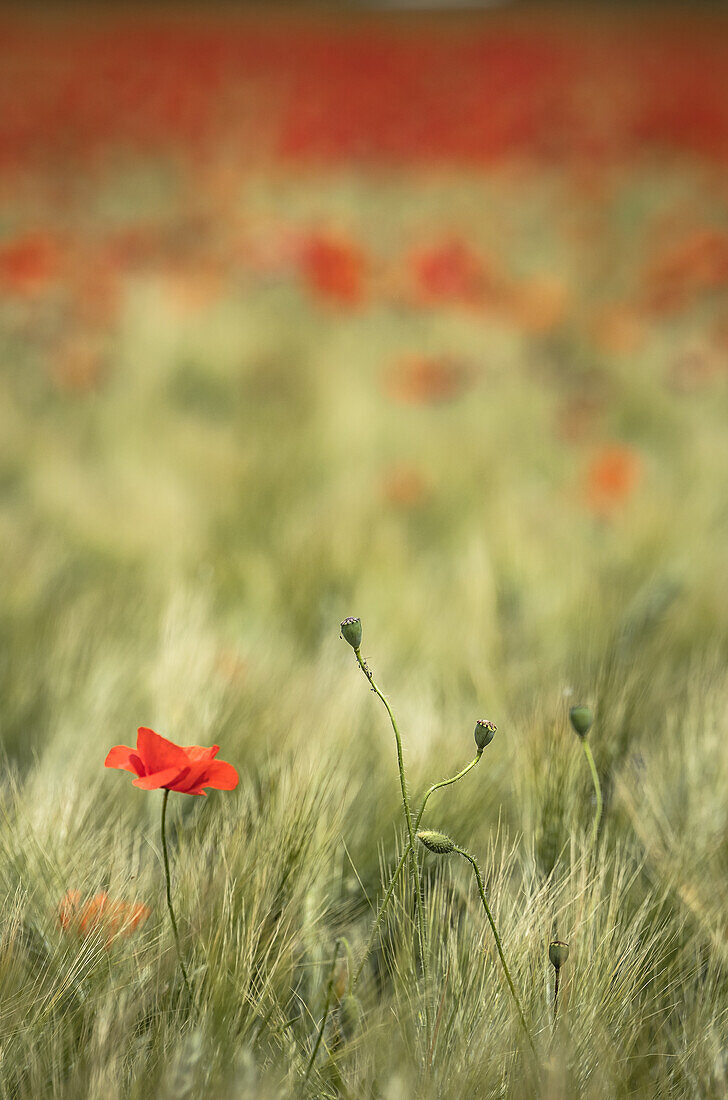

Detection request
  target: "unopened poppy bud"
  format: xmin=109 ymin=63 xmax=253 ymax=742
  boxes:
xmin=569 ymin=705 xmax=593 ymax=739
xmin=548 ymin=940 xmax=570 ymax=970
xmin=417 ymin=830 xmax=454 ymax=855
xmin=340 ymin=617 xmax=362 ymax=650
xmin=338 ymin=993 xmax=362 ymax=1041
xmin=474 ymin=719 xmax=497 ymax=752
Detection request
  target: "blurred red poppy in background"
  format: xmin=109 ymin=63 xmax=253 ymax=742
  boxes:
xmin=384 ymin=354 xmax=472 ymax=405
xmin=105 ymin=727 xmax=239 ymax=796
xmin=642 ymin=228 xmax=728 ymax=313
xmin=584 ymin=444 xmax=642 ymax=513
xmin=0 ymin=232 xmax=61 ymax=296
xmin=58 ymin=889 xmax=150 ymax=945
xmin=382 ymin=464 xmax=431 ymax=508
xmin=299 ymin=232 xmax=367 ymax=306
xmin=409 ymin=238 xmax=490 ymax=308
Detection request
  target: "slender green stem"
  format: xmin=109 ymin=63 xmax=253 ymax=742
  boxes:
xmin=581 ymin=739 xmax=603 ymax=848
xmin=454 ymin=847 xmax=535 ymax=1055
xmin=160 ymin=789 xmax=193 ymax=1005
xmin=352 ymin=753 xmax=483 ymax=989
xmin=353 ymin=843 xmax=409 ymax=987
xmin=305 ymin=940 xmax=342 ymax=1081
xmin=352 ymin=647 xmax=430 ymax=1041
xmin=553 ymin=967 xmax=561 ymax=1022
xmin=414 ymin=754 xmax=482 ymax=833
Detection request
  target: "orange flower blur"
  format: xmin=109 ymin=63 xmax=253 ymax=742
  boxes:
xmin=585 ymin=445 xmax=642 ymax=513
xmin=105 ymin=726 xmax=239 ymax=796
xmin=299 ymin=233 xmax=367 ymax=306
xmin=58 ymin=889 xmax=150 ymax=945
xmin=409 ymin=239 xmax=488 ymax=307
xmin=384 ymin=355 xmax=471 ymax=405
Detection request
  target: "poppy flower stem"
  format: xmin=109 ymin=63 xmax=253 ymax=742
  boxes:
xmin=352 ymin=753 xmax=482 ymax=988
xmin=350 ymin=645 xmax=431 ymax=1047
xmin=304 ymin=939 xmax=343 ymax=1081
xmin=161 ymin=789 xmax=193 ymax=1006
xmin=581 ymin=739 xmax=603 ymax=849
xmin=452 ymin=846 xmax=535 ymax=1055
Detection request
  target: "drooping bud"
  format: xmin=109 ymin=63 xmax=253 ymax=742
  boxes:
xmin=417 ymin=830 xmax=454 ymax=855
xmin=340 ymin=617 xmax=362 ymax=650
xmin=338 ymin=993 xmax=362 ymax=1041
xmin=474 ymin=719 xmax=497 ymax=752
xmin=548 ymin=940 xmax=570 ymax=970
xmin=569 ymin=705 xmax=593 ymax=739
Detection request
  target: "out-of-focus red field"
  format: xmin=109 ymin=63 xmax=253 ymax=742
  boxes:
xmin=2 ymin=6 xmax=728 ymax=423
xmin=1 ymin=8 xmax=728 ymax=167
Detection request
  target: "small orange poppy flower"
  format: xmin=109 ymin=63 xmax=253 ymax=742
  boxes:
xmin=105 ymin=727 xmax=239 ymax=797
xmin=381 ymin=465 xmax=430 ymax=508
xmin=384 ymin=355 xmax=471 ymax=405
xmin=58 ymin=890 xmax=150 ymax=945
xmin=506 ymin=275 xmax=570 ymax=334
xmin=584 ymin=445 xmax=642 ymax=514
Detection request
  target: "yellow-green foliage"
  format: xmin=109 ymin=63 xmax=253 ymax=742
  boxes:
xmin=2 ymin=166 xmax=728 ymax=1098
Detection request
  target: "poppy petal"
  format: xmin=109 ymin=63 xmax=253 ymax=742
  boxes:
xmin=132 ymin=766 xmax=190 ymax=791
xmin=136 ymin=727 xmax=189 ymax=774
xmin=129 ymin=753 xmax=145 ymax=776
xmin=183 ymin=744 xmax=219 ymax=763
xmin=104 ymin=745 xmax=138 ymax=773
xmin=203 ymin=759 xmax=239 ymax=791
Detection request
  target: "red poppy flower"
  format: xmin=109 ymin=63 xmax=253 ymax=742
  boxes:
xmin=58 ymin=889 xmax=150 ymax=945
xmin=299 ymin=233 xmax=367 ymax=306
xmin=0 ymin=232 xmax=61 ymax=296
xmin=410 ymin=238 xmax=489 ymax=308
xmin=105 ymin=727 xmax=238 ymax=796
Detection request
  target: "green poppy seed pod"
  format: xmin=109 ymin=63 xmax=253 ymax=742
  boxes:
xmin=474 ymin=719 xmax=497 ymax=752
xmin=548 ymin=940 xmax=570 ymax=970
xmin=569 ymin=705 xmax=593 ymax=739
xmin=417 ymin=830 xmax=454 ymax=855
xmin=340 ymin=617 xmax=362 ymax=650
xmin=338 ymin=993 xmax=362 ymax=1042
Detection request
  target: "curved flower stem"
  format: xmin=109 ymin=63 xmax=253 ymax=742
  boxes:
xmin=453 ymin=846 xmax=535 ymax=1055
xmin=304 ymin=939 xmax=342 ymax=1081
xmin=353 ymin=843 xmax=409 ymax=988
xmin=414 ymin=754 xmax=482 ymax=833
xmin=351 ymin=646 xmax=430 ymax=1043
xmin=352 ymin=754 xmax=482 ymax=989
xmin=581 ymin=739 xmax=603 ymax=849
xmin=161 ymin=789 xmax=193 ymax=1006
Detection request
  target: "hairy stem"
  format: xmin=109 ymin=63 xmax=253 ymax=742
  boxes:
xmin=305 ymin=940 xmax=342 ymax=1081
xmin=160 ymin=789 xmax=193 ymax=1005
xmin=414 ymin=754 xmax=482 ymax=833
xmin=352 ymin=646 xmax=430 ymax=1042
xmin=581 ymin=739 xmax=603 ymax=848
xmin=454 ymin=847 xmax=535 ymax=1054
xmin=353 ymin=753 xmax=482 ymax=989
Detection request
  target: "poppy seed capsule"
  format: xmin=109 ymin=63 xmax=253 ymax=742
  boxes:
xmin=474 ymin=719 xmax=497 ymax=751
xmin=340 ymin=617 xmax=362 ymax=650
xmin=549 ymin=940 xmax=570 ymax=970
xmin=569 ymin=705 xmax=593 ymax=739
xmin=417 ymin=830 xmax=454 ymax=855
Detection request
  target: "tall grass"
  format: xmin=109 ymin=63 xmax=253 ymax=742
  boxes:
xmin=2 ymin=167 xmax=728 ymax=1097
